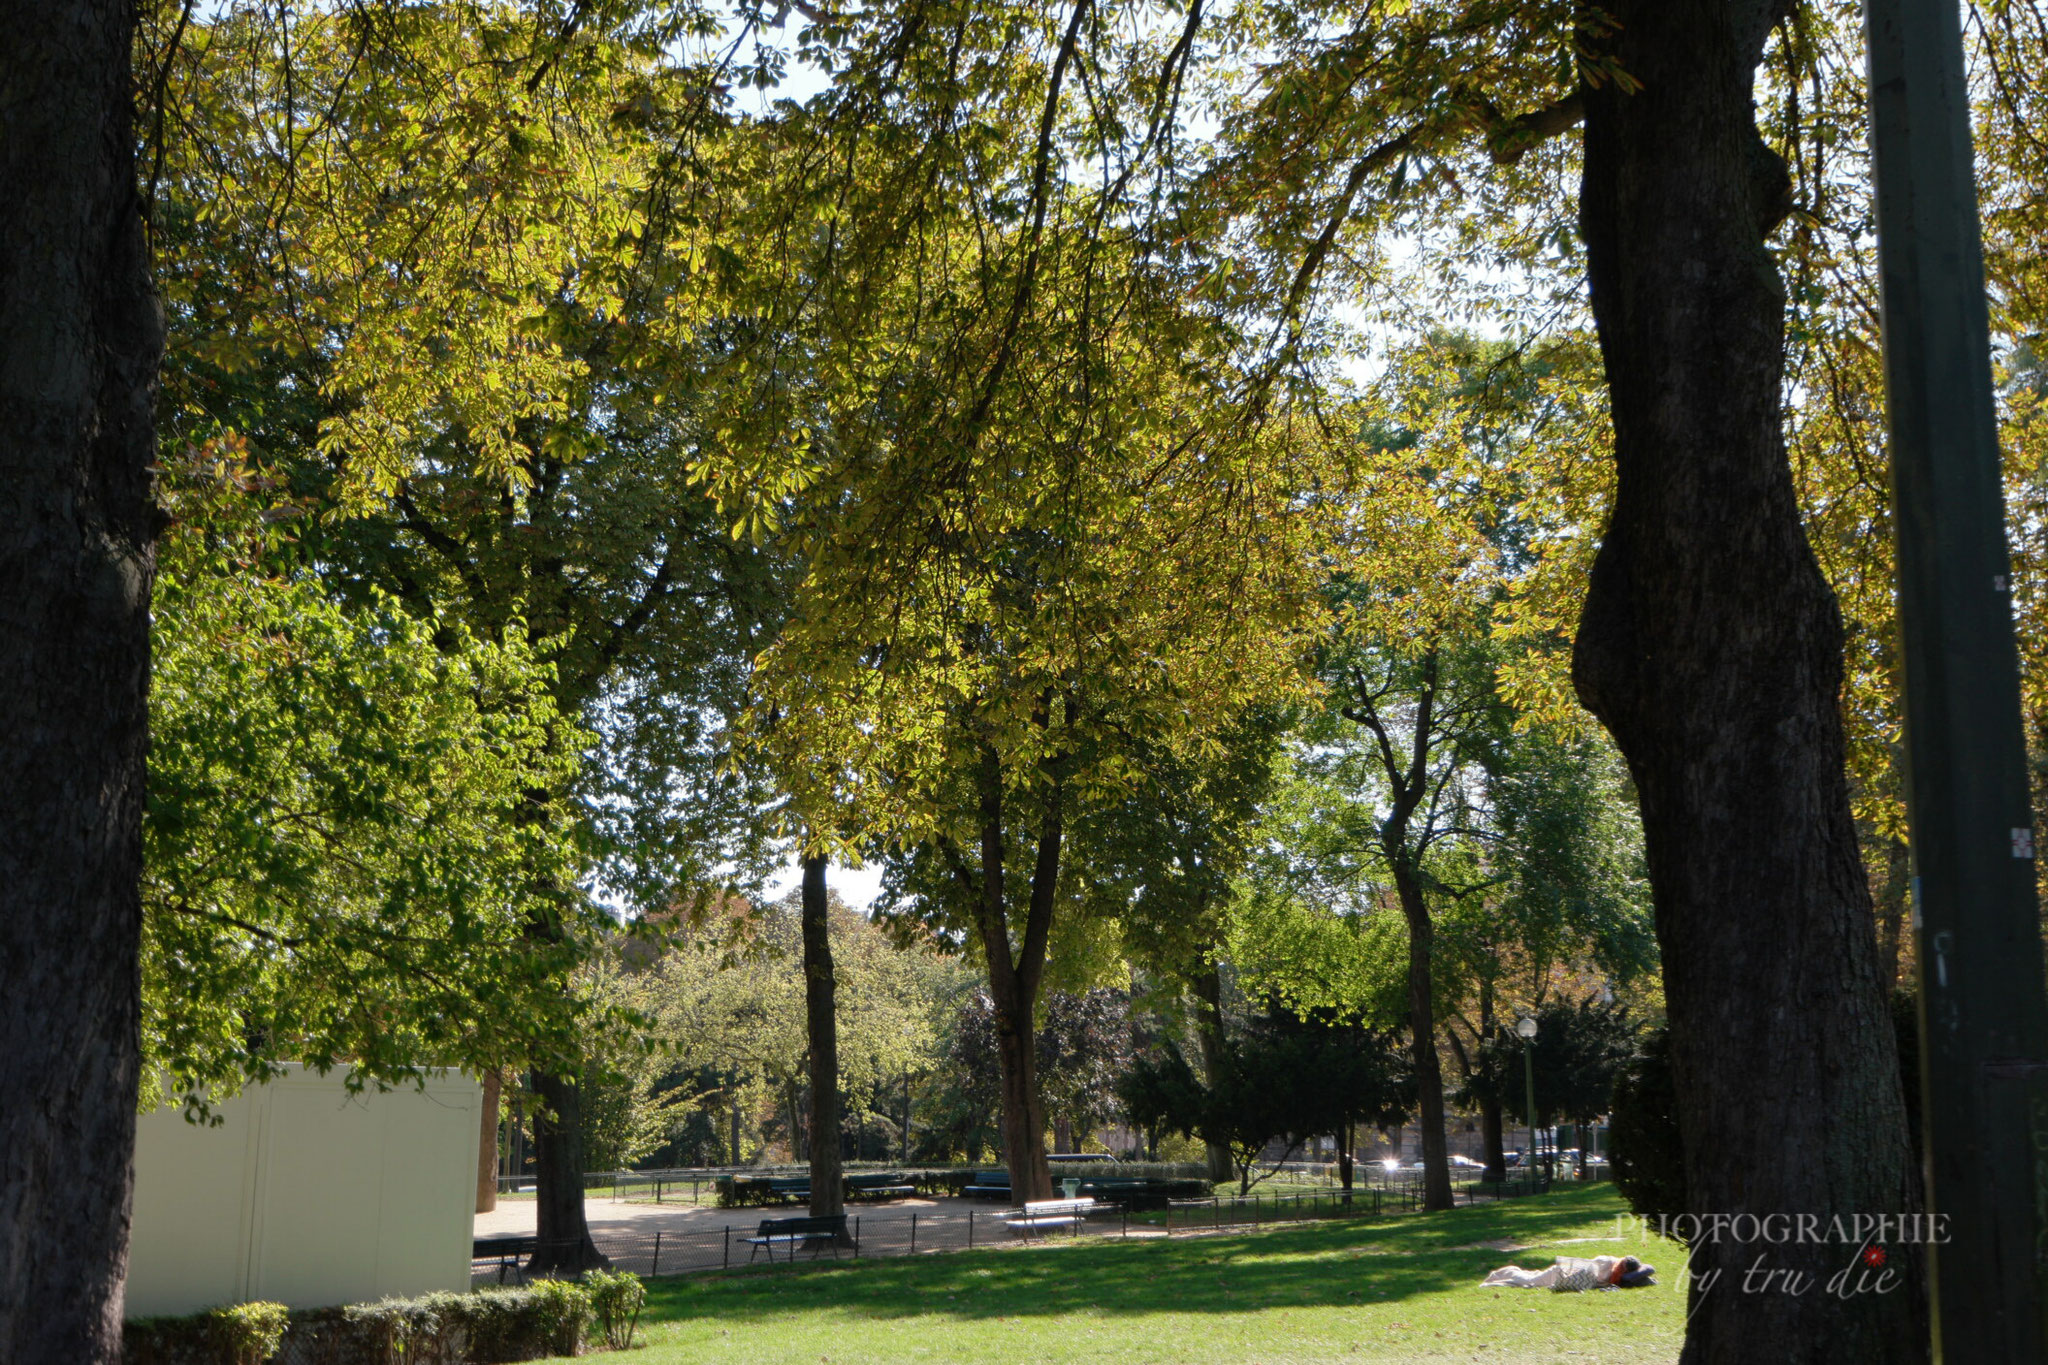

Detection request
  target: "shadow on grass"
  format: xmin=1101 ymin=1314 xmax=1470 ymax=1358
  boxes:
xmin=637 ymin=1185 xmax=1659 ymax=1328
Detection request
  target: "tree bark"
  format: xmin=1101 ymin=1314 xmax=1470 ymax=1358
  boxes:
xmin=1573 ymin=5 xmax=1924 ymax=1360
xmin=527 ymin=1069 xmax=608 ymax=1272
xmin=1188 ymin=963 xmax=1236 ymax=1184
xmin=0 ymin=0 xmax=160 ymax=1357
xmin=800 ymin=853 xmax=846 ymax=1224
xmin=1393 ymin=864 xmax=1454 ymax=1211
xmin=1479 ymin=1093 xmax=1507 ymax=1184
xmin=1337 ymin=1120 xmax=1354 ymax=1198
xmin=477 ymin=1068 xmax=501 ymax=1214
xmin=956 ymin=742 xmax=1056 ymax=1207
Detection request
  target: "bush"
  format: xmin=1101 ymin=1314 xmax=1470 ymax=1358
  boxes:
xmin=578 ymin=1270 xmax=645 ymax=1351
xmin=125 ymin=1302 xmax=290 ymax=1365
xmin=1607 ymin=1025 xmax=1687 ymax=1239
xmin=130 ymin=1283 xmax=596 ymax=1365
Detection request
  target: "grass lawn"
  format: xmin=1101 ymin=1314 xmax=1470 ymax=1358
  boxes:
xmin=551 ymin=1183 xmax=1682 ymax=1364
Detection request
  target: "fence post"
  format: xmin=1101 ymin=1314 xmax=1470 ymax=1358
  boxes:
xmin=652 ymin=1230 xmax=662 ymax=1277
xmin=968 ymin=1209 xmax=974 ymax=1250
xmin=723 ymin=1225 xmax=730 ymax=1270
xmin=910 ymin=1212 xmax=917 ymax=1255
xmin=854 ymin=1217 xmax=861 ymax=1257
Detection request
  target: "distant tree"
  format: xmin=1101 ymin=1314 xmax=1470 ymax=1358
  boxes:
xmin=1117 ymin=1007 xmax=1408 ymax=1196
xmin=1492 ymin=997 xmax=1638 ymax=1175
xmin=1037 ymin=990 xmax=1135 ymax=1153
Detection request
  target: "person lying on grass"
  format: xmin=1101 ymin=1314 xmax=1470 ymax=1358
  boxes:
xmin=1480 ymin=1254 xmax=1655 ymax=1291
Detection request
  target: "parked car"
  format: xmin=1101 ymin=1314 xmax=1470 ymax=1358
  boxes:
xmin=1447 ymin=1154 xmax=1486 ymax=1170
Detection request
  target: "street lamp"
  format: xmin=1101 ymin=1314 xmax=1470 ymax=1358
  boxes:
xmin=1515 ymin=1017 xmax=1539 ymax=1189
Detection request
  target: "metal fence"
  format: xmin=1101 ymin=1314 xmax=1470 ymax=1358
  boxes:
xmin=472 ymin=1168 xmax=1608 ymax=1289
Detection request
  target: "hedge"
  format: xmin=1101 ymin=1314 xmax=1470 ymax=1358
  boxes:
xmin=715 ymin=1161 xmax=1210 ymax=1207
xmin=123 ymin=1270 xmax=643 ymax=1364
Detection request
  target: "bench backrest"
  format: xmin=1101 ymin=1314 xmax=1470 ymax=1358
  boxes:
xmin=1020 ymin=1199 xmax=1095 ymax=1215
xmin=757 ymin=1214 xmax=847 ymax=1235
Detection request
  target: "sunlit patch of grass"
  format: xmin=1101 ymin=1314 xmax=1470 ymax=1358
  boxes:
xmin=537 ymin=1184 xmax=1682 ymax=1363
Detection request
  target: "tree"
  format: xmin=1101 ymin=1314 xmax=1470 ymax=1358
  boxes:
xmin=1206 ymin=7 xmax=1922 ymax=1355
xmin=145 ymin=2 xmax=787 ymax=1273
xmin=1570 ymin=9 xmax=1921 ymax=1356
xmin=1118 ymin=1006 xmax=1408 ymax=1196
xmin=1488 ymin=996 xmax=1637 ymax=1175
xmin=144 ymin=444 xmax=599 ymax=1108
xmin=0 ymin=0 xmax=159 ymax=1357
xmin=1036 ymin=989 xmax=1136 ymax=1153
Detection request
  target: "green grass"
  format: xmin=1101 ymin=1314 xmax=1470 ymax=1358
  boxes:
xmin=548 ymin=1184 xmax=1682 ymax=1364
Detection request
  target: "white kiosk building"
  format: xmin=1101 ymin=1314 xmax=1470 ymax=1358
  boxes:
xmin=126 ymin=1065 xmax=480 ymax=1317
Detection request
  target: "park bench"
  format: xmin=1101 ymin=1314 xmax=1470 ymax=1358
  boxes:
xmin=767 ymin=1177 xmax=812 ymax=1204
xmin=962 ymin=1170 xmax=1011 ymax=1200
xmin=741 ymin=1213 xmax=851 ymax=1263
xmin=471 ymin=1234 xmax=535 ymax=1283
xmin=1004 ymin=1197 xmax=1100 ymax=1238
xmin=846 ymin=1172 xmax=917 ymax=1201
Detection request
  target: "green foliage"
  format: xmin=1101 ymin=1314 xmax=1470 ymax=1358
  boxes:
xmin=1486 ymin=997 xmax=1638 ymax=1128
xmin=144 ymin=444 xmax=601 ymax=1108
xmin=123 ymin=1301 xmax=289 ymax=1365
xmin=579 ymin=1269 xmax=648 ymax=1351
xmin=122 ymin=1284 xmax=591 ymax=1364
xmin=1120 ymin=1008 xmax=1411 ymax=1195
xmin=1607 ymin=1026 xmax=1687 ymax=1240
xmin=612 ymin=891 xmax=976 ymax=1162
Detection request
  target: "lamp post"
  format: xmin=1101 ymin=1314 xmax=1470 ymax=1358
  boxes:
xmin=1516 ymin=1017 xmax=1539 ymax=1191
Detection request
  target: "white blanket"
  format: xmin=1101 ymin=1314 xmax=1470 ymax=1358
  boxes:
xmin=1481 ymin=1255 xmax=1620 ymax=1291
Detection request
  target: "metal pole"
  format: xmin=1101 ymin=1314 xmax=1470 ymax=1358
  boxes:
xmin=1523 ymin=1037 xmax=1538 ymax=1195
xmin=1865 ymin=0 xmax=2048 ymax=1358
xmin=652 ymin=1230 xmax=662 ymax=1277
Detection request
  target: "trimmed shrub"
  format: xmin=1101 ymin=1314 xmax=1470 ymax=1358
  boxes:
xmin=129 ymin=1283 xmax=595 ymax=1364
xmin=578 ymin=1270 xmax=645 ymax=1351
xmin=125 ymin=1302 xmax=289 ymax=1365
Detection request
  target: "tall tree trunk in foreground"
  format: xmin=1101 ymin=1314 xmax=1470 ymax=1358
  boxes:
xmin=527 ymin=1070 xmax=608 ymax=1272
xmin=477 ymin=1069 xmax=501 ymax=1214
xmin=1573 ymin=4 xmax=1923 ymax=1360
xmin=800 ymin=853 xmax=846 ymax=1225
xmin=0 ymin=1 xmax=160 ymax=1357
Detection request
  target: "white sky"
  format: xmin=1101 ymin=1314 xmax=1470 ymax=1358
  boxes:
xmin=760 ymin=857 xmax=887 ymax=911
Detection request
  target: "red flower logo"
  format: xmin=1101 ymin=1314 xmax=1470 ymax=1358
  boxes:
xmin=1863 ymin=1246 xmax=1887 ymax=1268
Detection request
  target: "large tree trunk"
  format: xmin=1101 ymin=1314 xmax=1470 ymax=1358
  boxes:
xmin=477 ymin=1068 xmax=501 ymax=1214
xmin=1188 ymin=963 xmax=1236 ymax=1184
xmin=956 ymin=742 xmax=1057 ymax=1207
xmin=0 ymin=1 xmax=160 ymax=1357
xmin=800 ymin=853 xmax=846 ymax=1224
xmin=1573 ymin=5 xmax=1923 ymax=1361
xmin=527 ymin=1069 xmax=608 ymax=1273
xmin=990 ymin=992 xmax=1053 ymax=1203
xmin=1392 ymin=865 xmax=1454 ymax=1211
